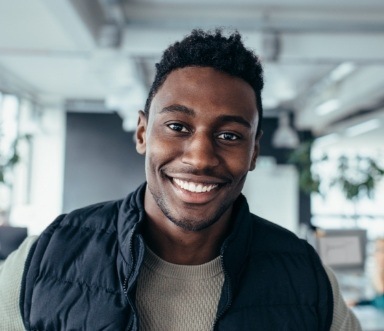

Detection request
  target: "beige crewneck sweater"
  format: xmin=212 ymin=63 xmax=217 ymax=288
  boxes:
xmin=136 ymin=247 xmax=224 ymax=331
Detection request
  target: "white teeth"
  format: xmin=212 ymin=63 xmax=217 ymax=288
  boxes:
xmin=173 ymin=178 xmax=218 ymax=193
xmin=188 ymin=182 xmax=195 ymax=192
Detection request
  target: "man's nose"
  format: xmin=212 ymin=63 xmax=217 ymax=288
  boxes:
xmin=181 ymin=133 xmax=220 ymax=170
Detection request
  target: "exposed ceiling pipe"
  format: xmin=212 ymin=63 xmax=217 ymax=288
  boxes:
xmin=96 ymin=0 xmax=127 ymax=48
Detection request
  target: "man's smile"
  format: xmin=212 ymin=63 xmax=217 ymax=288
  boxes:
xmin=173 ymin=178 xmax=218 ymax=193
xmin=165 ymin=174 xmax=230 ymax=205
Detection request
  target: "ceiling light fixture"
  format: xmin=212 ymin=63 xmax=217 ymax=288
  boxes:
xmin=272 ymin=112 xmax=299 ymax=149
xmin=315 ymin=99 xmax=339 ymax=116
xmin=262 ymin=32 xmax=280 ymax=62
xmin=345 ymin=119 xmax=381 ymax=137
xmin=329 ymin=62 xmax=356 ymax=82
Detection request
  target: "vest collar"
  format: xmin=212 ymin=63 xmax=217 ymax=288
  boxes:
xmin=117 ymin=183 xmax=253 ymax=284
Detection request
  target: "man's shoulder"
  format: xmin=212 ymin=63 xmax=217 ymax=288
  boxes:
xmin=41 ymin=199 xmax=124 ymax=237
xmin=248 ymin=213 xmax=308 ymax=253
xmin=63 ymin=199 xmax=124 ymax=227
xmin=62 ymin=183 xmax=146 ymax=227
xmin=249 ymin=213 xmax=299 ymax=239
xmin=34 ymin=185 xmax=146 ymax=257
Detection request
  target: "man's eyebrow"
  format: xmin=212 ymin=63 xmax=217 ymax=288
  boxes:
xmin=159 ymin=105 xmax=195 ymax=116
xmin=218 ymin=115 xmax=252 ymax=128
xmin=159 ymin=105 xmax=252 ymax=128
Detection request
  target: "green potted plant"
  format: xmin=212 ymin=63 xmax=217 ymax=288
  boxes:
xmin=289 ymin=140 xmax=384 ymax=201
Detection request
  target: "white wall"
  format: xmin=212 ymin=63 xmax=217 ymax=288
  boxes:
xmin=11 ymin=106 xmax=66 ymax=235
xmin=242 ymin=157 xmax=299 ymax=234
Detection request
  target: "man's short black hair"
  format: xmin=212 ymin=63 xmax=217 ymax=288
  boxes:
xmin=144 ymin=28 xmax=264 ymax=134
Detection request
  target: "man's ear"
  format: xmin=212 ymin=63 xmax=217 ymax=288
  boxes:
xmin=136 ymin=111 xmax=147 ymax=155
xmin=249 ymin=130 xmax=263 ymax=171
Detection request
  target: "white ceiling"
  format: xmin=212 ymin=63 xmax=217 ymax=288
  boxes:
xmin=0 ymin=0 xmax=383 ymax=150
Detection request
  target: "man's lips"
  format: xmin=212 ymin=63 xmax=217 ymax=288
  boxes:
xmin=164 ymin=173 xmax=230 ymax=204
xmin=173 ymin=178 xmax=219 ymax=193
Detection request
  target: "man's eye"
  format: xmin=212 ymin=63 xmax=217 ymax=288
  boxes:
xmin=168 ymin=123 xmax=188 ymax=132
xmin=217 ymin=132 xmax=240 ymax=141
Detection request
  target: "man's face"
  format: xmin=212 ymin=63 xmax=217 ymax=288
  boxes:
xmin=136 ymin=66 xmax=260 ymax=231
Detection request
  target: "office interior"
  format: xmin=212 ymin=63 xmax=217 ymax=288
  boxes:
xmin=0 ymin=0 xmax=384 ymax=329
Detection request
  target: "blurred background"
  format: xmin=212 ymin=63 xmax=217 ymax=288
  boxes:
xmin=0 ymin=0 xmax=384 ymax=328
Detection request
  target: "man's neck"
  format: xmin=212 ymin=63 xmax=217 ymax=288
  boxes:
xmin=141 ymin=212 xmax=232 ymax=265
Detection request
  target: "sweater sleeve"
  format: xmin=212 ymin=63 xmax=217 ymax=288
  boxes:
xmin=325 ymin=265 xmax=362 ymax=331
xmin=0 ymin=236 xmax=38 ymax=331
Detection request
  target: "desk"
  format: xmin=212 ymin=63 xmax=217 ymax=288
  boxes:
xmin=353 ymin=306 xmax=384 ymax=331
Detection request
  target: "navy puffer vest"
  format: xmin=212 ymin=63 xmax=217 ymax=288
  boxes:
xmin=21 ymin=183 xmax=333 ymax=330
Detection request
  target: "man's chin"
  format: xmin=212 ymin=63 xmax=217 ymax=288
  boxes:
xmin=168 ymin=217 xmax=218 ymax=232
xmin=148 ymin=183 xmax=232 ymax=231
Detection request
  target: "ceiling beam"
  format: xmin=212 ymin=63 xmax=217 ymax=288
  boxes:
xmin=121 ymin=3 xmax=384 ymax=32
xmin=40 ymin=0 xmax=100 ymax=49
xmin=282 ymin=33 xmax=384 ymax=63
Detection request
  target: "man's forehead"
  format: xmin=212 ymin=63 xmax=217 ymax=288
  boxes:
xmin=154 ymin=66 xmax=256 ymax=102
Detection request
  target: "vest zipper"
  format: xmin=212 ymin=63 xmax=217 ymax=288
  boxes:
xmin=123 ymin=276 xmax=134 ymax=330
xmin=123 ymin=225 xmax=138 ymax=331
xmin=123 ymin=276 xmax=129 ymax=294
xmin=212 ymin=253 xmax=233 ymax=330
xmin=123 ymin=230 xmax=134 ymax=295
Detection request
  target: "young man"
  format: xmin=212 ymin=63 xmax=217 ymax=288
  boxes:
xmin=0 ymin=29 xmax=361 ymax=330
